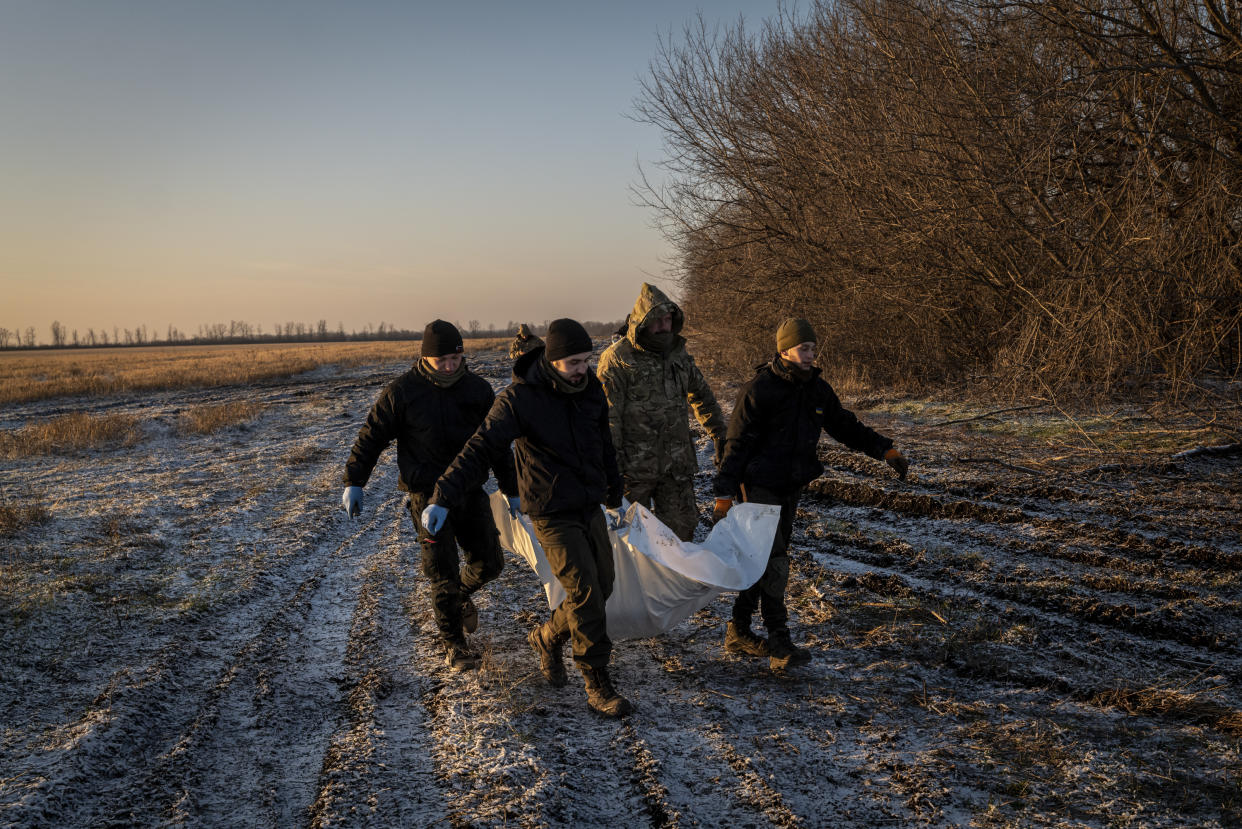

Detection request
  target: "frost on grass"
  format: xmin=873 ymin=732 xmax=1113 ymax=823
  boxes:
xmin=0 ymin=350 xmax=1239 ymax=827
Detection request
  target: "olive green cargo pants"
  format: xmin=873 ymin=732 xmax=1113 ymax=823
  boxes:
xmin=531 ymin=506 xmax=615 ymax=669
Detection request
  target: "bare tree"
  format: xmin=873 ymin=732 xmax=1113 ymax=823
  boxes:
xmin=636 ymin=0 xmax=1242 ymax=399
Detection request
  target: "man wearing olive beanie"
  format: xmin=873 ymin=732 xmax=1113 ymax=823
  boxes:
xmin=713 ymin=318 xmax=910 ymax=671
xmin=340 ymin=320 xmax=518 ymax=671
xmin=424 ymin=318 xmax=634 ymax=718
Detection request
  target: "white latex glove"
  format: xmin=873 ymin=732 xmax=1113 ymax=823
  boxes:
xmin=341 ymin=486 xmax=364 ymax=518
xmin=506 ymin=496 xmax=521 ymax=518
xmin=421 ymin=503 xmax=448 ymax=535
xmin=604 ymin=505 xmax=624 ymax=531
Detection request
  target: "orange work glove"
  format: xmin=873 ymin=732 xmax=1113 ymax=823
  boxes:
xmin=884 ymin=448 xmax=909 ymax=480
xmin=712 ymin=497 xmax=734 ymax=524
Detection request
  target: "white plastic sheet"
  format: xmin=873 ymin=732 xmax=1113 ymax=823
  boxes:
xmin=489 ymin=491 xmax=779 ymax=639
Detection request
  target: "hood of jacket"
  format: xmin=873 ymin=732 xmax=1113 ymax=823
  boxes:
xmin=625 ymin=282 xmax=685 ymax=349
xmin=513 ymin=344 xmax=546 ymax=385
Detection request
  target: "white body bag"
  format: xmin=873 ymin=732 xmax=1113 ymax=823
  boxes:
xmin=489 ymin=491 xmax=779 ymax=639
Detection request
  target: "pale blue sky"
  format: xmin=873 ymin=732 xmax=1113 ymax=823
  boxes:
xmin=1 ymin=0 xmax=784 ymax=340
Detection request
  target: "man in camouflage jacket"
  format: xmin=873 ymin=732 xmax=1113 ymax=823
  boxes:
xmin=598 ymin=283 xmax=727 ymax=540
xmin=508 ymin=323 xmax=543 ymax=359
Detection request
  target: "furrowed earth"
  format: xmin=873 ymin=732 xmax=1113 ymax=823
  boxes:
xmin=2 ymin=348 xmax=1239 ymax=827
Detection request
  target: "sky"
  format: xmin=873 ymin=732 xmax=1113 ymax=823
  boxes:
xmin=0 ymin=0 xmax=785 ymax=342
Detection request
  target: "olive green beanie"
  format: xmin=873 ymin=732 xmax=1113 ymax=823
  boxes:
xmin=776 ymin=318 xmax=817 ymax=352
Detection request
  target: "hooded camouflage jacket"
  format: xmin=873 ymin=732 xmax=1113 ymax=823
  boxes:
xmin=508 ymin=324 xmax=543 ymax=360
xmin=597 ymin=283 xmax=726 ymax=484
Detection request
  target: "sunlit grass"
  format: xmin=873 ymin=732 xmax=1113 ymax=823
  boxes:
xmin=0 ymin=338 xmax=507 ymax=404
xmin=177 ymin=401 xmax=266 ymax=435
xmin=0 ymin=411 xmax=144 ymax=458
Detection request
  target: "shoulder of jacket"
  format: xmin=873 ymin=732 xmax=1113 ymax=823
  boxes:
xmin=814 ymin=376 xmax=840 ymax=401
xmin=462 ymin=371 xmax=493 ymax=393
xmin=388 ymin=369 xmax=423 ymax=398
xmin=599 ymin=340 xmax=637 ymax=370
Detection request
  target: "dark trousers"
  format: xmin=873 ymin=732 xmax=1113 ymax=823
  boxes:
xmin=732 ymin=485 xmax=799 ymax=636
xmin=530 ymin=507 xmax=615 ymax=669
xmin=408 ymin=488 xmax=504 ymax=640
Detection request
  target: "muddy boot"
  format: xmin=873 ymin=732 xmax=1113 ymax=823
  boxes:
xmin=725 ymin=620 xmax=770 ymax=657
xmin=768 ymin=630 xmax=811 ymax=671
xmin=460 ymin=593 xmax=479 ymax=634
xmin=443 ymin=635 xmax=480 ymax=672
xmin=527 ymin=624 xmax=567 ymax=688
xmin=580 ymin=665 xmax=633 ymax=718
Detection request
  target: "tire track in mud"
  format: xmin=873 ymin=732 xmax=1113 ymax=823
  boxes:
xmin=1 ymin=488 xmax=392 ymax=827
xmin=806 ymin=479 xmax=1241 ymax=569
xmin=150 ymin=496 xmax=407 ymax=827
xmin=792 ymin=540 xmax=1242 ymax=739
xmin=802 ymin=477 xmax=1240 ymax=650
xmin=803 ymin=516 xmax=1239 ymax=651
xmin=634 ymin=638 xmax=804 ymax=828
xmin=308 ymin=500 xmax=446 ymax=827
xmin=627 ymin=632 xmax=912 ymax=827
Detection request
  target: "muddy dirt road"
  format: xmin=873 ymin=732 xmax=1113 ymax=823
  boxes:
xmin=2 ymin=351 xmax=1239 ymax=826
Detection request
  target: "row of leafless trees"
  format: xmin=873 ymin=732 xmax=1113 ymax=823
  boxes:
xmin=637 ymin=0 xmax=1241 ymax=400
xmin=1 ymin=319 xmax=626 ymax=349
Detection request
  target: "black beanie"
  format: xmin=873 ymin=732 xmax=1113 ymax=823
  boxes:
xmin=544 ymin=318 xmax=593 ymax=361
xmin=421 ymin=319 xmax=464 ymax=357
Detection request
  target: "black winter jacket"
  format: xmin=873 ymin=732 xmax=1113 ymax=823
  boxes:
xmin=432 ymin=347 xmax=623 ymax=517
xmin=714 ymin=357 xmax=893 ymax=497
xmin=343 ymin=364 xmax=518 ymax=497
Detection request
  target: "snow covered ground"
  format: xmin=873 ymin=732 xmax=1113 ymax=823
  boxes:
xmin=2 ymin=349 xmax=1239 ymax=827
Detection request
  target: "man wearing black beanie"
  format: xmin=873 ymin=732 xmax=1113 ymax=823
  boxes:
xmin=340 ymin=319 xmax=519 ymax=671
xmin=423 ymin=318 xmax=634 ymax=718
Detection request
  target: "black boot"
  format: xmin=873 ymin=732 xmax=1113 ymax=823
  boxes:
xmin=580 ymin=665 xmax=633 ymax=718
xmin=443 ymin=635 xmax=480 ymax=672
xmin=725 ymin=620 xmax=770 ymax=657
xmin=527 ymin=624 xmax=567 ymax=687
xmin=768 ymin=630 xmax=811 ymax=671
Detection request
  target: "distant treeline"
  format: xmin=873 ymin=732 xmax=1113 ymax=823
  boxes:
xmin=637 ymin=0 xmax=1242 ymax=398
xmin=0 ymin=319 xmax=624 ymax=350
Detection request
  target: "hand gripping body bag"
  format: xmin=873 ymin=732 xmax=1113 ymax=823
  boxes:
xmin=490 ymin=491 xmax=779 ymax=639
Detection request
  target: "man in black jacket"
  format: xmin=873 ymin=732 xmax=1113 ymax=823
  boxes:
xmin=340 ymin=319 xmax=518 ymax=671
xmin=713 ymin=318 xmax=909 ymax=671
xmin=422 ymin=319 xmax=633 ymax=718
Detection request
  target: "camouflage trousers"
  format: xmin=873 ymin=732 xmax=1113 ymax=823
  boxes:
xmin=624 ymin=474 xmax=700 ymax=541
xmin=732 ymin=485 xmax=799 ymax=636
xmin=408 ymin=489 xmax=504 ymax=640
xmin=531 ymin=507 xmax=615 ymax=669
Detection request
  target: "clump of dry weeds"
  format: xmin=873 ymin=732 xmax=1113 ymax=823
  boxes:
xmin=0 ymin=411 xmax=144 ymax=457
xmin=178 ymin=402 xmax=266 ymax=435
xmin=0 ymin=490 xmax=50 ymax=538
xmin=1093 ymin=685 xmax=1242 ymax=737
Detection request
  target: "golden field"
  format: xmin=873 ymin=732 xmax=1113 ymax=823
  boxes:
xmin=0 ymin=339 xmax=507 ymax=406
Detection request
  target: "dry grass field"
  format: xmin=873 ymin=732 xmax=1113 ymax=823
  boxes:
xmin=0 ymin=339 xmax=507 ymax=406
